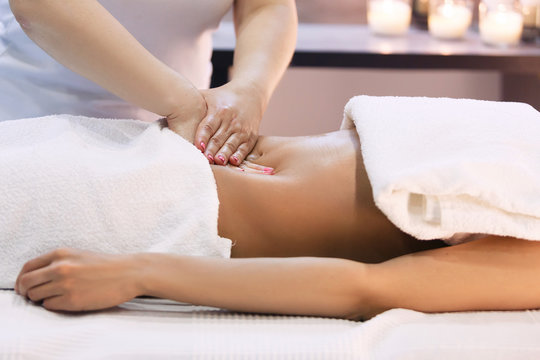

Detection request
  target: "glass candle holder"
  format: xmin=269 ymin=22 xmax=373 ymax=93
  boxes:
xmin=428 ymin=0 xmax=473 ymax=39
xmin=521 ymin=0 xmax=540 ymax=41
xmin=479 ymin=0 xmax=524 ymax=46
xmin=367 ymin=0 xmax=413 ymax=36
xmin=413 ymin=0 xmax=430 ymax=26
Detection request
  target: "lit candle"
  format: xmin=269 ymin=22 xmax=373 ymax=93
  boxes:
xmin=428 ymin=2 xmax=473 ymax=39
xmin=480 ymin=9 xmax=524 ymax=46
xmin=368 ymin=0 xmax=412 ymax=36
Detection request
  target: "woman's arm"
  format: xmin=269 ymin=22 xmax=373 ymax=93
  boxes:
xmin=15 ymin=249 xmax=369 ymax=319
xmin=9 ymin=0 xmax=205 ymax=140
xmin=369 ymin=236 xmax=540 ymax=315
xmin=140 ymin=255 xmax=367 ymax=318
xmin=196 ymin=0 xmax=297 ymax=165
xmin=15 ymin=236 xmax=540 ymax=319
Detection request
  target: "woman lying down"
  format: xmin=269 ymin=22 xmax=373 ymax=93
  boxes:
xmin=5 ymin=97 xmax=540 ymax=321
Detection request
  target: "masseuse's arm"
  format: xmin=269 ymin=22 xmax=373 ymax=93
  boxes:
xmin=196 ymin=0 xmax=297 ymax=165
xmin=9 ymin=0 xmax=205 ymax=140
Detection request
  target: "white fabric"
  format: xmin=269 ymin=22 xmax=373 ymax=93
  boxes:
xmin=1 ymin=290 xmax=540 ymax=359
xmin=0 ymin=115 xmax=231 ymax=289
xmin=342 ymin=95 xmax=540 ymax=241
xmin=0 ymin=0 xmax=233 ymax=121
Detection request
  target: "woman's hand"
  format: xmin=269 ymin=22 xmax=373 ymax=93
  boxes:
xmin=225 ymin=159 xmax=275 ymax=175
xmin=15 ymin=248 xmax=142 ymax=312
xmin=195 ymin=83 xmax=264 ymax=166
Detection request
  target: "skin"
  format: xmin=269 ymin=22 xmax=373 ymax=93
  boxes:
xmin=14 ymin=126 xmax=540 ymax=320
xmin=8 ymin=0 xmax=297 ymax=165
xmin=198 ymin=0 xmax=298 ymax=166
xmin=214 ymin=129 xmax=443 ymax=262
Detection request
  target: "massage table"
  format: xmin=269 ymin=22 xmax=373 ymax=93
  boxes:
xmin=2 ymin=289 xmax=540 ymax=359
xmin=1 ymin=97 xmax=539 ymax=358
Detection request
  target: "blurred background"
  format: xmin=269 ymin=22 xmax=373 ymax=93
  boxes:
xmin=226 ymin=0 xmax=540 ymax=136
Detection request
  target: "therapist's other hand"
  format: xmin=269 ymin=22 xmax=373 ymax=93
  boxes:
xmin=15 ymin=248 xmax=140 ymax=312
xmin=195 ymin=83 xmax=263 ymax=166
xmin=167 ymin=90 xmax=208 ymax=144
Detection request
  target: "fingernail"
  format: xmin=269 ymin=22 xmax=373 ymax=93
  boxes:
xmin=232 ymin=156 xmax=239 ymax=164
xmin=263 ymin=168 xmax=275 ymax=175
xmin=207 ymin=154 xmax=214 ymax=164
xmin=200 ymin=142 xmax=206 ymax=152
xmin=264 ymin=167 xmax=273 ymax=172
xmin=217 ymin=155 xmax=226 ymax=164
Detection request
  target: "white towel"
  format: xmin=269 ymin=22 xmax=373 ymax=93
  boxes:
xmin=342 ymin=96 xmax=540 ymax=242
xmin=0 ymin=115 xmax=231 ymax=288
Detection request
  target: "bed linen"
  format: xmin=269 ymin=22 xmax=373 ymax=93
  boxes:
xmin=1 ymin=290 xmax=540 ymax=359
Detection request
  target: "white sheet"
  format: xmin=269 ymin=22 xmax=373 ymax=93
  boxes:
xmin=1 ymin=290 xmax=540 ymax=359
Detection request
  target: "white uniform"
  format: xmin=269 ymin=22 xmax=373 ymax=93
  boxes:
xmin=0 ymin=0 xmax=233 ymax=121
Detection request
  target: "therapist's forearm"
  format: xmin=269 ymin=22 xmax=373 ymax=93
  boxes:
xmin=136 ymin=254 xmax=369 ymax=319
xmin=9 ymin=0 xmax=205 ymax=121
xmin=231 ymin=0 xmax=297 ymax=108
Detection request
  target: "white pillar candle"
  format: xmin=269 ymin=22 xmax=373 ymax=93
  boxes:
xmin=480 ymin=10 xmax=524 ymax=45
xmin=428 ymin=3 xmax=473 ymax=39
xmin=368 ymin=0 xmax=412 ymax=36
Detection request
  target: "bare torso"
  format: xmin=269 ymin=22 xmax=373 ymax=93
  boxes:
xmin=212 ymin=129 xmax=445 ymax=263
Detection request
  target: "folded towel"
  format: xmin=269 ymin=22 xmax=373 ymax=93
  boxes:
xmin=0 ymin=115 xmax=231 ymax=288
xmin=342 ymin=96 xmax=540 ymax=242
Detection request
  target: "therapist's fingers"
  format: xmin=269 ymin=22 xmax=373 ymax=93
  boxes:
xmin=215 ymin=134 xmax=245 ymax=166
xmin=195 ymin=107 xmax=230 ymax=154
xmin=230 ymin=137 xmax=258 ymax=166
xmin=205 ymin=126 xmax=233 ymax=165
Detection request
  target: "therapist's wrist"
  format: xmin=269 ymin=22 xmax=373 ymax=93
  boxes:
xmin=165 ymin=89 xmax=207 ymax=143
xmin=226 ymin=79 xmax=269 ymax=113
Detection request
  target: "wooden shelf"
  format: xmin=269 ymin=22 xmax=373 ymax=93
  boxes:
xmin=211 ymin=22 xmax=540 ymax=87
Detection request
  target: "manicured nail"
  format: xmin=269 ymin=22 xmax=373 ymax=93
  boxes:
xmin=264 ymin=167 xmax=273 ymax=172
xmin=217 ymin=155 xmax=226 ymax=164
xmin=232 ymin=156 xmax=239 ymax=164
xmin=200 ymin=142 xmax=206 ymax=152
xmin=207 ymin=154 xmax=214 ymax=164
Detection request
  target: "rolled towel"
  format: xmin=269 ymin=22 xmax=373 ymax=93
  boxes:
xmin=342 ymin=96 xmax=540 ymax=242
xmin=0 ymin=115 xmax=231 ymax=288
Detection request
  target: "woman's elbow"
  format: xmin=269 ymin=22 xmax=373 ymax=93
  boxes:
xmin=329 ymin=262 xmax=379 ymax=321
xmin=342 ymin=263 xmax=388 ymax=321
xmin=9 ymin=0 xmax=44 ymax=30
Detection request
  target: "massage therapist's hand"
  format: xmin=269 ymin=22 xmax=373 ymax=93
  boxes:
xmin=166 ymin=90 xmax=208 ymax=144
xmin=195 ymin=82 xmax=264 ymax=166
xmin=15 ymin=248 xmax=142 ymax=312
